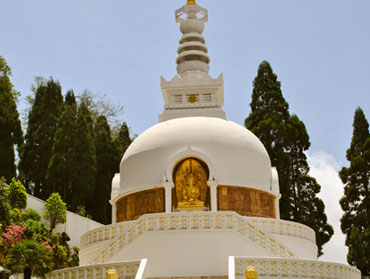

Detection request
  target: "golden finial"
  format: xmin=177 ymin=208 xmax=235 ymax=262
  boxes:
xmin=106 ymin=269 xmax=118 ymax=279
xmin=187 ymin=0 xmax=196 ymax=5
xmin=245 ymin=266 xmax=258 ymax=279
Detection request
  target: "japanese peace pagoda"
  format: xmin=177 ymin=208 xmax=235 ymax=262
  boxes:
xmin=47 ymin=1 xmax=361 ymax=278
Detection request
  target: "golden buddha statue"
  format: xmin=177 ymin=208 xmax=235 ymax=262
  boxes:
xmin=175 ymin=158 xmax=207 ymax=209
xmin=187 ymin=0 xmax=196 ymax=5
xmin=178 ymin=172 xmax=204 ymax=207
xmin=106 ymin=269 xmax=118 ymax=279
xmin=245 ymin=266 xmax=258 ymax=279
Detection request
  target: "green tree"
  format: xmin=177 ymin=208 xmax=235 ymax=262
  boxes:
xmin=71 ymin=106 xmax=96 ymax=211
xmin=46 ymin=94 xmax=78 ymax=204
xmin=114 ymin=121 xmax=132 ymax=156
xmin=91 ymin=116 xmax=117 ymax=224
xmin=0 ymin=57 xmax=23 ymax=182
xmin=43 ymin=193 xmax=67 ymax=231
xmin=20 ymin=78 xmax=63 ymax=199
xmin=285 ymin=115 xmax=333 ymax=256
xmin=6 ymin=239 xmax=53 ymax=279
xmin=0 ymin=177 xmax=10 ymax=224
xmin=245 ymin=61 xmax=332 ymax=256
xmin=7 ymin=178 xmax=27 ymax=210
xmin=245 ymin=61 xmax=291 ymax=219
xmin=339 ymin=107 xmax=370 ymax=274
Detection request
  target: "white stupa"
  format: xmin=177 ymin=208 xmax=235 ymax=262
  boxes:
xmin=47 ymin=1 xmax=361 ymax=279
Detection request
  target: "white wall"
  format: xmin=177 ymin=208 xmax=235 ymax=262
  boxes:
xmin=26 ymin=195 xmax=103 ymax=248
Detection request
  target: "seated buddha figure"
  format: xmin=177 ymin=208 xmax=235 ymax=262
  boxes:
xmin=178 ymin=172 xmax=204 ymax=208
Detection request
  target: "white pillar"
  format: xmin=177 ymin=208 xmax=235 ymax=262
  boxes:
xmin=208 ymin=180 xmax=219 ymax=212
xmin=162 ymin=182 xmax=175 ymax=213
xmin=275 ymin=194 xmax=281 ymax=219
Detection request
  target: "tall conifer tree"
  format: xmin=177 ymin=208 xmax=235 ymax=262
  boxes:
xmin=91 ymin=116 xmax=117 ymax=224
xmin=0 ymin=57 xmax=23 ymax=182
xmin=245 ymin=61 xmax=291 ymax=219
xmin=114 ymin=122 xmax=132 ymax=157
xmin=72 ymin=104 xmax=97 ymax=211
xmin=20 ymin=78 xmax=63 ymax=199
xmin=46 ymin=92 xmax=78 ymax=204
xmin=339 ymin=107 xmax=370 ymax=274
xmin=286 ymin=114 xmax=333 ymax=256
xmin=245 ymin=61 xmax=332 ymax=255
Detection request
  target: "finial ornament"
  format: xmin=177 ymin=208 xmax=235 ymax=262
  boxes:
xmin=187 ymin=0 xmax=196 ymax=5
xmin=245 ymin=266 xmax=258 ymax=279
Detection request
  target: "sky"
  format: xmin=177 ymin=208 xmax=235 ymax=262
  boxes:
xmin=2 ymin=0 xmax=370 ymax=266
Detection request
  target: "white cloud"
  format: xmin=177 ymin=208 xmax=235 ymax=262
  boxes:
xmin=307 ymin=151 xmax=348 ymax=264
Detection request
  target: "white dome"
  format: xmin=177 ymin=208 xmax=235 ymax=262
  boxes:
xmin=119 ymin=117 xmax=272 ymax=196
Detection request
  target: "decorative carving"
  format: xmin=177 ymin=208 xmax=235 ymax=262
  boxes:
xmin=217 ymin=185 xmax=275 ymax=218
xmin=116 ymin=188 xmax=165 ymax=222
xmin=106 ymin=269 xmax=118 ymax=279
xmin=174 ymin=158 xmax=208 ymax=208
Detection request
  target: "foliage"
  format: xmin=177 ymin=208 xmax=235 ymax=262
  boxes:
xmin=0 ymin=177 xmax=10 ymax=224
xmin=0 ymin=56 xmax=23 ymax=182
xmin=19 ymin=77 xmax=63 ymax=199
xmin=7 ymin=178 xmax=27 ymax=210
xmin=91 ymin=115 xmax=119 ymax=224
xmin=46 ymin=102 xmax=77 ymax=204
xmin=245 ymin=61 xmax=291 ymax=218
xmin=245 ymin=61 xmax=332 ymax=255
xmin=114 ymin=122 xmax=132 ymax=156
xmin=339 ymin=107 xmax=370 ymax=274
xmin=75 ymin=205 xmax=92 ymax=219
xmin=0 ymin=188 xmax=77 ymax=277
xmin=5 ymin=239 xmax=53 ymax=279
xmin=77 ymin=90 xmax=124 ymax=133
xmin=44 ymin=193 xmax=67 ymax=231
xmin=71 ymin=107 xmax=96 ymax=211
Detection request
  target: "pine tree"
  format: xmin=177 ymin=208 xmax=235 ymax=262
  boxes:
xmin=0 ymin=57 xmax=23 ymax=182
xmin=245 ymin=61 xmax=291 ymax=219
xmin=46 ymin=93 xmax=78 ymax=204
xmin=91 ymin=116 xmax=117 ymax=224
xmin=114 ymin=122 xmax=132 ymax=157
xmin=339 ymin=107 xmax=370 ymax=274
xmin=285 ymin=114 xmax=333 ymax=256
xmin=71 ymin=106 xmax=97 ymax=211
xmin=20 ymin=78 xmax=63 ymax=199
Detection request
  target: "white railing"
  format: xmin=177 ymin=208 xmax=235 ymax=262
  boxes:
xmin=90 ymin=212 xmax=295 ymax=264
xmin=81 ymin=212 xmax=315 ymax=249
xmin=45 ymin=260 xmax=142 ymax=279
xmin=229 ymin=256 xmax=361 ymax=279
xmin=81 ymin=221 xmax=134 ymax=247
xmin=247 ymin=217 xmax=316 ymax=243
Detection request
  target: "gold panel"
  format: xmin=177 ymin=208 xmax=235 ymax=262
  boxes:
xmin=116 ymin=188 xmax=165 ymax=222
xmin=217 ymin=185 xmax=275 ymax=218
xmin=174 ymin=158 xmax=208 ymax=209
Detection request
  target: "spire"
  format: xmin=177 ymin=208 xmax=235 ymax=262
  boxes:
xmin=175 ymin=2 xmax=210 ymax=75
xmin=158 ymin=2 xmax=225 ymax=122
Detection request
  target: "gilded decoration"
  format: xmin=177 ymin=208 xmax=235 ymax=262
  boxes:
xmin=116 ymin=188 xmax=165 ymax=222
xmin=174 ymin=158 xmax=208 ymax=209
xmin=217 ymin=185 xmax=275 ymax=218
xmin=245 ymin=266 xmax=258 ymax=279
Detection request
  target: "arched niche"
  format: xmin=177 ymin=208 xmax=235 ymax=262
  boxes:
xmin=172 ymin=157 xmax=210 ymax=211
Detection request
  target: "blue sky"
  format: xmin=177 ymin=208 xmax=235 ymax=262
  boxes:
xmin=2 ymin=0 xmax=370 ymax=264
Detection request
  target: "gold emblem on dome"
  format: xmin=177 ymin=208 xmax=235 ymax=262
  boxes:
xmin=188 ymin=94 xmax=197 ymax=103
xmin=187 ymin=0 xmax=196 ymax=5
xmin=245 ymin=266 xmax=258 ymax=279
xmin=175 ymin=158 xmax=207 ymax=208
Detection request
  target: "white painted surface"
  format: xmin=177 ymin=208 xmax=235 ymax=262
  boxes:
xmin=27 ymin=195 xmax=103 ymax=248
xmin=109 ymin=230 xmax=269 ymax=277
xmin=119 ymin=117 xmax=272 ymax=198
